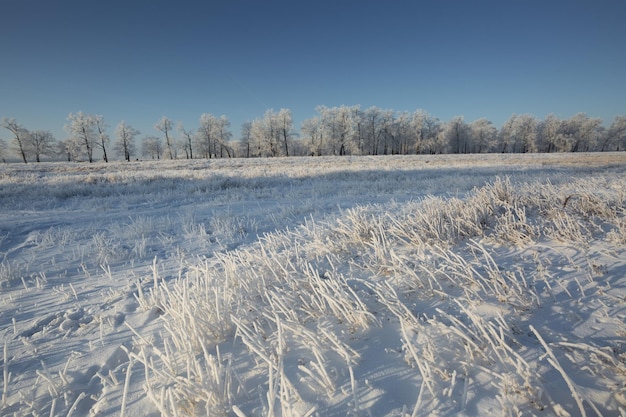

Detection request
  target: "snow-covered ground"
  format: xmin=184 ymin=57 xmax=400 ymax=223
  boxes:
xmin=1 ymin=153 xmax=625 ymax=417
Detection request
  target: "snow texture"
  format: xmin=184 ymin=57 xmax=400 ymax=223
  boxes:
xmin=1 ymin=153 xmax=625 ymax=416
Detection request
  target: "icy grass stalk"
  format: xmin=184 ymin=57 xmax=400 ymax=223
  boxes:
xmin=36 ymin=360 xmax=59 ymax=398
xmin=120 ymin=350 xmax=133 ymax=417
xmin=2 ymin=341 xmax=9 ymax=407
xmin=65 ymin=392 xmax=86 ymax=417
xmin=530 ymin=325 xmax=591 ymax=417
xmin=399 ymin=319 xmax=435 ymax=399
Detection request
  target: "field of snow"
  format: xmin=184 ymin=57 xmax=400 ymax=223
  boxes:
xmin=1 ymin=153 xmax=626 ymax=417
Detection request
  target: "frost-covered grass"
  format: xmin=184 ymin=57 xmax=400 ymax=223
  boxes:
xmin=1 ymin=153 xmax=625 ymax=416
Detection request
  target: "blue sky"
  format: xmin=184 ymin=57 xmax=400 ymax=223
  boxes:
xmin=1 ymin=0 xmax=625 ymax=143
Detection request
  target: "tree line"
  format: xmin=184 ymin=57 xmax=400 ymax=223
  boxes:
xmin=2 ymin=107 xmax=626 ymax=163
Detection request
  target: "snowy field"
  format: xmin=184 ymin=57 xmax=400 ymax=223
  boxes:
xmin=1 ymin=153 xmax=626 ymax=417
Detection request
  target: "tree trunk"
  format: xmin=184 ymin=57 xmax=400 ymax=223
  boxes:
xmin=102 ymin=141 xmax=108 ymax=162
xmin=283 ymin=128 xmax=289 ymax=157
xmin=19 ymin=146 xmax=27 ymax=163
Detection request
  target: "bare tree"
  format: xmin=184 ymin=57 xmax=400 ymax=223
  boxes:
xmin=114 ymin=121 xmax=139 ymax=161
xmin=155 ymin=116 xmax=175 ymax=159
xmin=28 ymin=130 xmax=56 ymax=162
xmin=1 ymin=118 xmax=30 ymax=163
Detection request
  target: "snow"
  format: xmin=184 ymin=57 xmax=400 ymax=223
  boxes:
xmin=1 ymin=153 xmax=625 ymax=417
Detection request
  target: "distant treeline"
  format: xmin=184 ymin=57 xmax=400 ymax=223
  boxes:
xmin=2 ymin=107 xmax=625 ymax=163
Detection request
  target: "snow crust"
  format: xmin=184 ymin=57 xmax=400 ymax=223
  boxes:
xmin=1 ymin=153 xmax=625 ymax=416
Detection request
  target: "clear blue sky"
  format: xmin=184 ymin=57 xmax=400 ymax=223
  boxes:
xmin=1 ymin=0 xmax=625 ymax=142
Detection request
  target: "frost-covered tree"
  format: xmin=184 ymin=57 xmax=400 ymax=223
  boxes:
xmin=0 ymin=137 xmax=7 ymax=162
xmin=217 ymin=115 xmax=233 ymax=157
xmin=410 ymin=110 xmax=441 ymax=154
xmin=51 ymin=140 xmax=66 ymax=161
xmin=560 ymin=113 xmax=603 ymax=152
xmin=511 ymin=114 xmax=538 ymax=153
xmin=197 ymin=113 xmax=233 ymax=158
xmin=155 ymin=116 xmax=175 ymax=159
xmin=316 ymin=105 xmax=360 ymax=156
xmin=28 ymin=130 xmax=56 ymax=162
xmin=239 ymin=122 xmax=253 ymax=158
xmin=498 ymin=115 xmax=517 ymax=153
xmin=198 ymin=113 xmax=218 ymax=158
xmin=301 ymin=116 xmax=324 ymax=156
xmin=391 ymin=111 xmax=412 ymax=155
xmin=378 ymin=109 xmax=397 ymax=155
xmin=264 ymin=109 xmax=280 ymax=157
xmin=177 ymin=123 xmax=194 ymax=159
xmin=93 ymin=115 xmax=110 ymax=162
xmin=276 ymin=109 xmax=293 ymax=157
xmin=444 ymin=116 xmax=470 ymax=154
xmin=314 ymin=106 xmax=335 ymax=155
xmin=59 ymin=138 xmax=80 ymax=161
xmin=566 ymin=113 xmax=603 ymax=152
xmin=249 ymin=119 xmax=266 ymax=157
xmin=343 ymin=106 xmax=361 ymax=155
xmin=141 ymin=136 xmax=163 ymax=159
xmin=1 ymin=117 xmax=30 ymax=163
xmin=604 ymin=115 xmax=626 ymax=151
xmin=252 ymin=119 xmax=269 ymax=157
xmin=469 ymin=118 xmax=497 ymax=153
xmin=537 ymin=114 xmax=564 ymax=152
xmin=114 ymin=121 xmax=139 ymax=161
xmin=303 ymin=106 xmax=443 ymax=156
xmin=410 ymin=110 xmax=428 ymax=154
xmin=248 ymin=109 xmax=286 ymax=157
xmin=66 ymin=112 xmax=97 ymax=163
xmin=362 ymin=106 xmax=386 ymax=155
